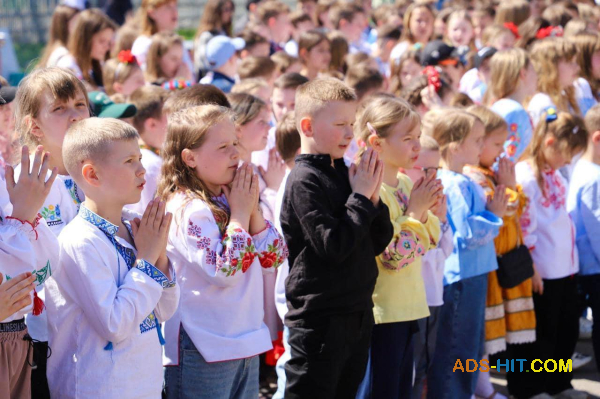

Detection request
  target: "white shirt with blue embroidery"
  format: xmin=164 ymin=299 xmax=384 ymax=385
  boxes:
xmin=0 ymin=180 xmax=59 ymax=323
xmin=45 ymin=205 xmax=179 ymax=399
xmin=11 ymin=165 xmax=85 ymax=341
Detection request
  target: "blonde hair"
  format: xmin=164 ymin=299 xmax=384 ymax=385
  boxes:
xmin=157 ymin=105 xmax=234 ymax=227
xmin=140 ymin=0 xmax=176 ymax=35
xmin=38 ymin=5 xmax=80 ymax=68
xmin=295 ymin=77 xmax=356 ymax=127
xmin=227 ymin=93 xmax=268 ymax=126
xmin=145 ymin=31 xmax=183 ymax=83
xmin=466 ymin=105 xmax=507 ymax=136
xmin=354 ymin=96 xmax=420 ymax=158
xmin=481 ymin=24 xmax=512 ymax=47
xmin=431 ymin=110 xmax=480 ymax=160
xmin=563 ymin=19 xmax=587 ymax=39
xmin=572 ymin=32 xmax=600 ymax=100
xmin=63 ymin=117 xmax=139 ymax=182
xmin=525 ymin=110 xmax=588 ymax=196
xmin=102 ymin=57 xmax=142 ymax=96
xmin=111 ymin=24 xmax=140 ymax=58
xmin=495 ymin=0 xmax=531 ymax=26
xmin=67 ymin=9 xmax=117 ymax=87
xmin=271 ymin=51 xmax=299 ymax=74
xmin=15 ymin=67 xmax=89 ymax=148
xmin=237 ymin=56 xmax=277 ymax=80
xmin=230 ymin=78 xmax=270 ymax=97
xmin=446 ymin=9 xmax=475 ymax=48
xmin=401 ymin=2 xmax=435 ymax=44
xmin=420 ymin=134 xmax=439 ymax=151
xmin=530 ymin=37 xmax=580 ymax=115
xmin=585 ymin=103 xmax=600 ymax=134
xmin=488 ymin=48 xmax=529 ymax=102
xmin=421 ymin=107 xmax=447 ymax=137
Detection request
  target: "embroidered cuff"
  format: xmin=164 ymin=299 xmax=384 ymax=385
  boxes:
xmin=135 ymin=259 xmax=176 ymax=288
xmin=441 ymin=222 xmax=451 ymax=233
xmin=4 ymin=214 xmax=42 ymax=240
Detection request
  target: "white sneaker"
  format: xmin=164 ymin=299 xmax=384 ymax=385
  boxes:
xmin=572 ymin=352 xmax=592 ymax=370
xmin=580 ymin=317 xmax=593 ymax=339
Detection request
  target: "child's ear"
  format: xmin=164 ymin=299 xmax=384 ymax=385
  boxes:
xmin=181 ymin=148 xmax=196 ymax=169
xmin=368 ymin=134 xmax=382 ymax=152
xmin=27 ymin=116 xmax=43 ymax=141
xmin=240 ymin=49 xmax=249 ymax=59
xmin=144 ymin=117 xmax=157 ymax=133
xmin=300 ymin=117 xmax=313 ymax=137
xmin=593 ymin=131 xmax=600 ymax=144
xmin=81 ymin=163 xmax=100 ymax=187
xmin=544 ymin=136 xmax=555 ymax=148
xmin=339 ymin=18 xmax=348 ymax=29
xmin=268 ymin=16 xmax=277 ymax=28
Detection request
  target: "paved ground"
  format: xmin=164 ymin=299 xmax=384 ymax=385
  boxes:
xmin=259 ymin=338 xmax=600 ymax=398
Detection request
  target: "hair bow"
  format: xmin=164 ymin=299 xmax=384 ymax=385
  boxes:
xmin=535 ymin=26 xmax=563 ymax=40
xmin=545 ymin=107 xmax=557 ymax=122
xmin=503 ymin=22 xmax=521 ymax=39
xmin=421 ymin=66 xmax=441 ymax=93
xmin=118 ymin=50 xmax=136 ymax=65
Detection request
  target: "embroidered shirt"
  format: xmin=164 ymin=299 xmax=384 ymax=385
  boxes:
xmin=163 ymin=192 xmax=288 ymax=363
xmin=372 ymin=173 xmax=441 ymax=324
xmin=46 ymin=205 xmax=179 ymax=399
xmin=567 ymin=159 xmax=600 ymax=276
xmin=11 ymin=164 xmax=85 ymax=341
xmin=491 ymin=99 xmax=533 ymax=164
xmin=438 ymin=169 xmax=502 ymax=285
xmin=517 ymin=161 xmax=579 ymax=279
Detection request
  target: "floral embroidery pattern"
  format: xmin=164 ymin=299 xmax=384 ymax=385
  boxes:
xmin=258 ymin=238 xmax=287 ymax=269
xmin=196 ymin=237 xmax=211 ymax=249
xmin=504 ymin=123 xmax=521 ymax=161
xmin=394 ymin=189 xmax=409 ymax=213
xmin=221 ymin=225 xmax=256 ymax=276
xmin=541 ymin=169 xmax=566 ymax=209
xmin=40 ymin=204 xmax=62 ymax=227
xmin=188 ymin=221 xmax=202 ymax=238
xmin=381 ymin=230 xmax=425 ymax=271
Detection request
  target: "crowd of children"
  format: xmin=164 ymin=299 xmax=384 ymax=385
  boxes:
xmin=2 ymin=0 xmax=600 ymax=398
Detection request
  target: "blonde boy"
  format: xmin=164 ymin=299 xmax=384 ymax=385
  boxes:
xmin=279 ymin=78 xmax=393 ymax=398
xmin=46 ymin=118 xmax=179 ymax=398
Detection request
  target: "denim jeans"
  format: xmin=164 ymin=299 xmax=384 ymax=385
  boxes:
xmin=164 ymin=326 xmax=259 ymax=399
xmin=273 ymin=326 xmax=291 ymax=399
xmin=427 ymin=274 xmax=488 ymax=399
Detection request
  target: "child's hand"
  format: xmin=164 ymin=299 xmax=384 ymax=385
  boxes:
xmin=7 ymin=146 xmax=58 ymax=224
xmin=420 ymin=84 xmax=443 ymax=110
xmin=486 ymin=185 xmax=509 ymax=218
xmin=370 ymin=161 xmax=384 ymax=206
xmin=431 ymin=194 xmax=448 ymax=223
xmin=0 ymin=272 xmax=36 ymax=321
xmin=496 ymin=157 xmax=516 ymax=189
xmin=531 ymin=264 xmax=543 ymax=295
xmin=223 ymin=163 xmax=258 ymax=231
xmin=349 ymin=148 xmax=383 ymax=200
xmin=132 ymin=199 xmax=173 ymax=270
xmin=406 ymin=171 xmax=442 ymax=222
xmin=258 ymin=149 xmax=286 ymax=190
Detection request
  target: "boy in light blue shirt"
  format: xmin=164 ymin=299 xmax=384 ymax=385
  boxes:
xmin=567 ymin=103 xmax=600 ymax=372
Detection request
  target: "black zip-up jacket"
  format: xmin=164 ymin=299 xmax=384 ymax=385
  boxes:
xmin=280 ymin=154 xmax=394 ymax=327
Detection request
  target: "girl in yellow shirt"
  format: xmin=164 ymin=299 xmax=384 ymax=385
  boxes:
xmin=354 ymin=95 xmax=443 ymax=398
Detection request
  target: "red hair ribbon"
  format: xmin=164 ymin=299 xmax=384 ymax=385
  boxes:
xmin=503 ymin=22 xmax=521 ymax=39
xmin=117 ymin=50 xmax=136 ymax=65
xmin=535 ymin=26 xmax=564 ymax=40
xmin=421 ymin=66 xmax=441 ymax=93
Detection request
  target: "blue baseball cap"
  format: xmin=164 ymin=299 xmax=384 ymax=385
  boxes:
xmin=206 ymin=36 xmax=246 ymax=70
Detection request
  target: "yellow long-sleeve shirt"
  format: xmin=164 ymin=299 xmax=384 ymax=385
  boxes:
xmin=372 ymin=173 xmax=441 ymax=324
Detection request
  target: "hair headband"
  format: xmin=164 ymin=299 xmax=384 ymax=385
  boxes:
xmin=114 ymin=50 xmax=137 ymax=81
xmin=503 ymin=22 xmax=521 ymax=39
xmin=535 ymin=26 xmax=563 ymax=40
xmin=545 ymin=107 xmax=557 ymax=122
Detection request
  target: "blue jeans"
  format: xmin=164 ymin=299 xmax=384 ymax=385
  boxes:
xmin=427 ymin=274 xmax=488 ymax=399
xmin=273 ymin=326 xmax=291 ymax=399
xmin=164 ymin=326 xmax=259 ymax=399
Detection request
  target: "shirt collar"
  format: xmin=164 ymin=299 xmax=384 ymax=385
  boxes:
xmin=78 ymin=204 xmax=119 ymax=237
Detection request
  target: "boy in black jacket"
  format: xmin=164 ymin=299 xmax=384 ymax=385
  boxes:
xmin=280 ymin=77 xmax=394 ymax=398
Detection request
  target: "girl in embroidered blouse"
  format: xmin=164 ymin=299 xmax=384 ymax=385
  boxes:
xmin=516 ymin=110 xmax=588 ymax=397
xmin=13 ymin=67 xmax=90 ymax=396
xmin=489 ymin=48 xmax=538 ymax=163
xmin=464 ymin=105 xmax=536 ymax=399
xmin=353 ymin=95 xmax=442 ymax=397
xmin=528 ymin=37 xmax=581 ymax=129
xmin=157 ymin=105 xmax=287 ymax=398
xmin=427 ymin=110 xmax=506 ymax=398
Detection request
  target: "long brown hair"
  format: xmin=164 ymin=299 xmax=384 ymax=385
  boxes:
xmin=145 ymin=31 xmax=183 ymax=83
xmin=572 ymin=32 xmax=600 ymax=101
xmin=195 ymin=0 xmax=234 ymax=37
xmin=524 ymin=110 xmax=588 ymax=197
xmin=67 ymin=9 xmax=117 ymax=87
xmin=38 ymin=5 xmax=80 ymax=68
xmin=529 ymin=37 xmax=580 ymax=115
xmin=157 ymin=105 xmax=234 ymax=227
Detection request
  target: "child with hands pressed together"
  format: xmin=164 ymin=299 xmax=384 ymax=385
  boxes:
xmin=0 ymin=144 xmax=60 ymax=399
xmin=428 ymin=110 xmax=507 ymax=399
xmin=279 ymin=78 xmax=393 ymax=399
xmin=354 ymin=96 xmax=442 ymax=398
xmin=45 ymin=118 xmax=179 ymax=399
xmin=159 ymin=105 xmax=287 ymax=398
xmin=517 ymin=110 xmax=588 ymax=398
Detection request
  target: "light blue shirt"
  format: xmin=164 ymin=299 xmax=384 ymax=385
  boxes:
xmin=567 ymin=159 xmax=600 ymax=275
xmin=438 ymin=169 xmax=503 ymax=285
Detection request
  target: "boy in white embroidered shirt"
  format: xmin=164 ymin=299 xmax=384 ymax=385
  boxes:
xmin=45 ymin=118 xmax=180 ymax=399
